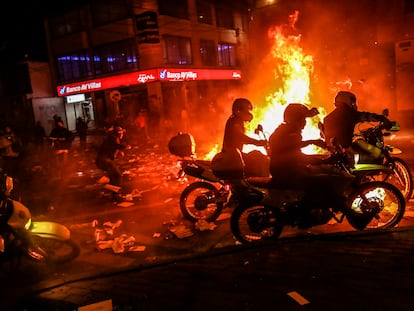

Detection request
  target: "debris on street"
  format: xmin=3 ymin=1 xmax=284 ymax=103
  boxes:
xmin=195 ymin=220 xmax=217 ymax=231
xmin=92 ymin=219 xmax=145 ymax=254
xmin=169 ymin=224 xmax=194 ymax=238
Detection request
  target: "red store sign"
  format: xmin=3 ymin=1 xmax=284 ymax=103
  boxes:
xmin=57 ymin=68 xmax=242 ymax=96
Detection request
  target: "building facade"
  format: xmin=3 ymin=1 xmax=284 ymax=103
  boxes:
xmin=44 ymin=0 xmax=252 ymax=142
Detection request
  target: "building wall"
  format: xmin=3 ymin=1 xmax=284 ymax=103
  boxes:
xmin=44 ymin=0 xmax=251 ymax=144
xmin=376 ymin=0 xmax=414 ymax=123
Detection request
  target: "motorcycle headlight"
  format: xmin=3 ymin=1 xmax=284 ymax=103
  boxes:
xmin=24 ymin=218 xmax=32 ymax=230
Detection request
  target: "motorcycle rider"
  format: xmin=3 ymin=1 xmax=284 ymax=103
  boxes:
xmin=222 ymin=98 xmax=268 ymax=152
xmin=221 ymin=98 xmax=268 ymax=177
xmin=269 ymin=103 xmax=327 ymax=187
xmin=322 ymin=91 xmax=392 ymax=161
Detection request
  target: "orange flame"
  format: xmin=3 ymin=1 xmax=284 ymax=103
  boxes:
xmin=200 ymin=11 xmax=327 ymax=160
xmin=246 ymin=10 xmax=326 ymax=155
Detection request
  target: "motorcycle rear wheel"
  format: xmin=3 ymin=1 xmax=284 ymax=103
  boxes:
xmin=27 ymin=236 xmax=80 ymax=264
xmin=180 ymin=181 xmax=225 ymax=222
xmin=230 ymin=203 xmax=283 ymax=244
xmin=347 ymin=181 xmax=405 ymax=230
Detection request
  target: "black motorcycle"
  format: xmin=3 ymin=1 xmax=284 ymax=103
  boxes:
xmin=230 ymin=141 xmax=406 ymax=244
xmin=353 ymin=110 xmax=413 ymax=202
xmin=168 ymin=129 xmax=269 ymax=223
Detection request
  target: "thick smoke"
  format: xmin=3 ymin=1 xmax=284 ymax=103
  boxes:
xmin=247 ymin=1 xmax=394 ymax=115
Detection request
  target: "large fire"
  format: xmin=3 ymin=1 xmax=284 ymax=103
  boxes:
xmin=245 ymin=10 xmax=326 ymax=155
xmin=202 ymin=11 xmax=328 ymax=160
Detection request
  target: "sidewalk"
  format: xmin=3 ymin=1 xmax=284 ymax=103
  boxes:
xmin=13 ymin=226 xmax=414 ymax=311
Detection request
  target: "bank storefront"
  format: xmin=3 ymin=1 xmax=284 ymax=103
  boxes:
xmin=54 ymin=67 xmax=242 ymax=138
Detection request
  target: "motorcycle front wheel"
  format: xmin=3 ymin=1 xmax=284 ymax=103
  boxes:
xmin=230 ymin=203 xmax=283 ymax=244
xmin=27 ymin=236 xmax=80 ymax=264
xmin=179 ymin=181 xmax=226 ymax=222
xmin=347 ymin=181 xmax=405 ymax=230
xmin=383 ymin=157 xmax=413 ymax=202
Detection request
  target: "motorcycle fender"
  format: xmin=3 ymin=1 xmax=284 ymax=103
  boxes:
xmin=388 ymin=146 xmax=402 ymax=155
xmin=29 ymin=221 xmax=71 ymax=241
xmin=7 ymin=200 xmax=31 ymax=229
xmin=353 ymin=163 xmax=394 ymax=174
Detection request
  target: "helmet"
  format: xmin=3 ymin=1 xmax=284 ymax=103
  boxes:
xmin=232 ymin=98 xmax=252 ymax=114
xmin=334 ymin=91 xmax=357 ymax=110
xmin=283 ymin=103 xmax=318 ymax=123
xmin=232 ymin=98 xmax=253 ymax=122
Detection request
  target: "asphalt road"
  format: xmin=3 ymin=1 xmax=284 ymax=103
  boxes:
xmin=1 ymin=129 xmax=414 ymax=310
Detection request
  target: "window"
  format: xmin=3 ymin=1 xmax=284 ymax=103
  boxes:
xmin=215 ymin=4 xmax=234 ymax=29
xmin=91 ymin=0 xmax=132 ymax=26
xmin=158 ymin=0 xmax=188 ymax=19
xmin=196 ymin=0 xmax=212 ymax=25
xmin=93 ymin=39 xmax=138 ymax=75
xmin=200 ymin=39 xmax=216 ymax=66
xmin=218 ymin=43 xmax=236 ymax=67
xmin=49 ymin=8 xmax=87 ymax=38
xmin=56 ymin=51 xmax=92 ymax=82
xmin=163 ymin=35 xmax=192 ymax=65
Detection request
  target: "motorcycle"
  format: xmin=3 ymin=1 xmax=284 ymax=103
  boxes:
xmin=168 ymin=129 xmax=269 ymax=223
xmin=352 ymin=109 xmax=413 ymax=202
xmin=0 ymin=173 xmax=80 ymax=271
xmin=229 ymin=139 xmax=406 ymax=244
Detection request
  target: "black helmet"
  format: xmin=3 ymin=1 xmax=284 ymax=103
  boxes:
xmin=232 ymin=98 xmax=253 ymax=122
xmin=334 ymin=91 xmax=357 ymax=110
xmin=283 ymin=103 xmax=318 ymax=123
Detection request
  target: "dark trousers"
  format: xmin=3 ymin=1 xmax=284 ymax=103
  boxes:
xmin=95 ymin=157 xmax=122 ymax=186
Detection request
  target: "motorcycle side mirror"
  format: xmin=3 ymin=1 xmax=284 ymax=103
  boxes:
xmin=382 ymin=108 xmax=389 ymax=117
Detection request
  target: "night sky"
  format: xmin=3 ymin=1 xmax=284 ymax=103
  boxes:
xmin=0 ymin=1 xmax=89 ymax=63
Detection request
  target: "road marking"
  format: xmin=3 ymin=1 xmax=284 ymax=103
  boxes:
xmin=287 ymin=291 xmax=310 ymax=305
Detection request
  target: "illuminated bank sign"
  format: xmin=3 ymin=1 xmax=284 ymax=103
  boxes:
xmin=57 ymin=68 xmax=242 ymax=96
xmin=158 ymin=69 xmax=197 ymax=81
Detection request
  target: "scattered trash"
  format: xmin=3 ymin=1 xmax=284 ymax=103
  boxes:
xmin=104 ymin=184 xmax=121 ymax=193
xmin=124 ymin=194 xmax=133 ymax=201
xmin=117 ymin=201 xmax=134 ymax=207
xmin=112 ymin=234 xmax=135 ymax=253
xmin=129 ymin=245 xmax=146 ymax=252
xmin=103 ymin=220 xmax=123 ymax=229
xmin=92 ymin=219 xmax=143 ymax=254
xmin=97 ymin=240 xmax=113 ymax=250
xmin=98 ymin=176 xmax=110 ymax=184
xmin=169 ymin=224 xmax=194 ymax=238
xmin=195 ymin=220 xmax=217 ymax=231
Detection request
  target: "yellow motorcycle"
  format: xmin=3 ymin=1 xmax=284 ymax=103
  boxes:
xmin=0 ymin=173 xmax=80 ymax=270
